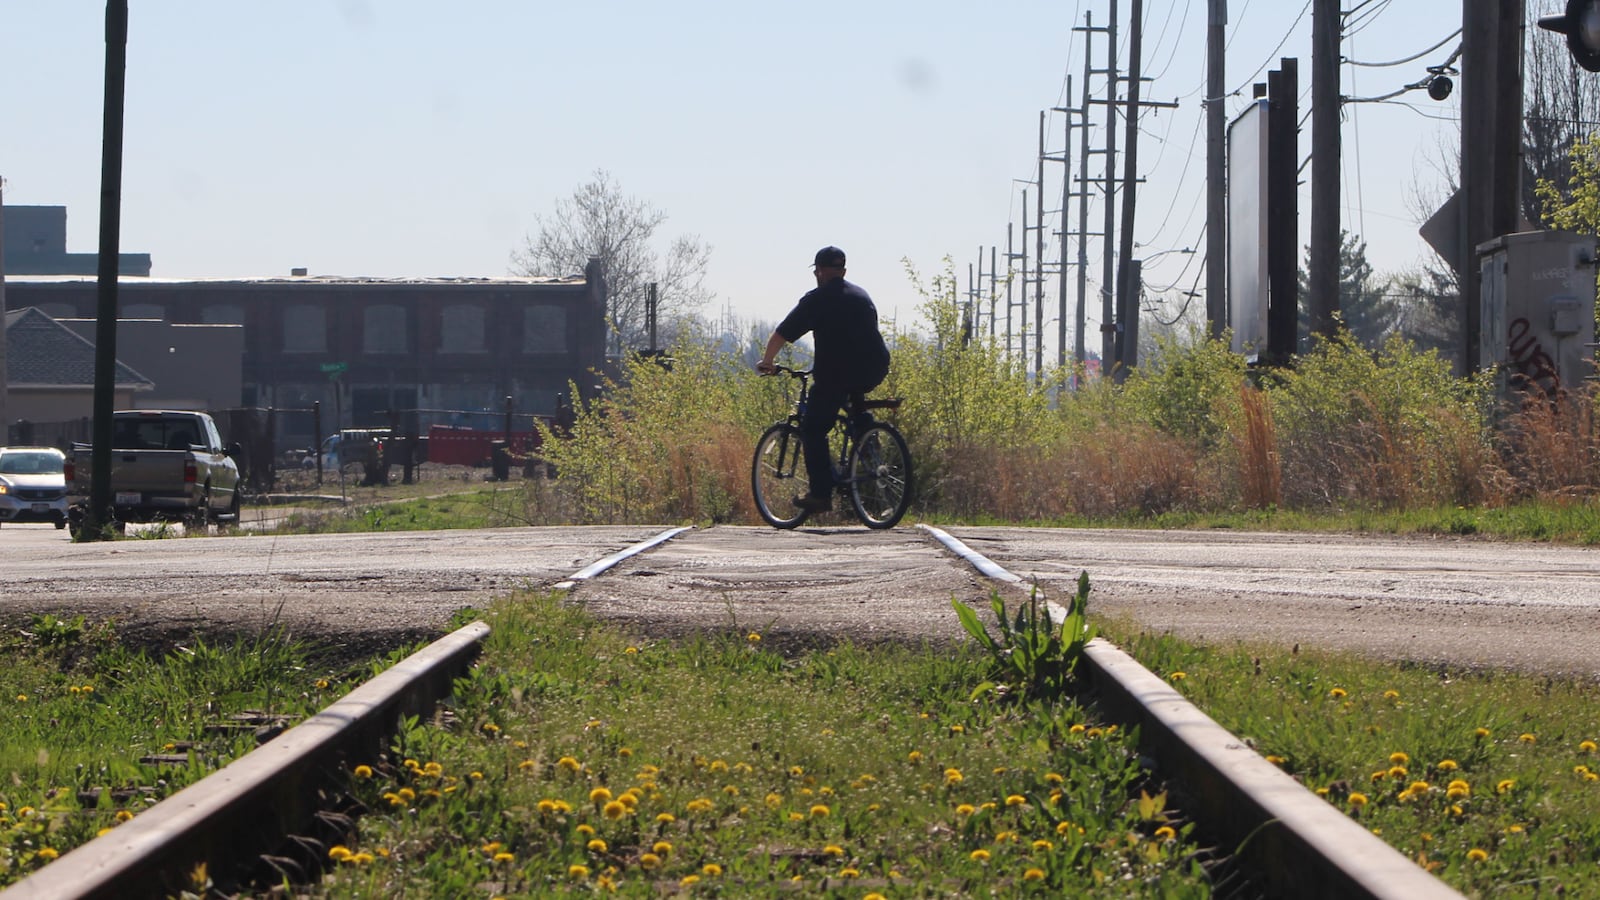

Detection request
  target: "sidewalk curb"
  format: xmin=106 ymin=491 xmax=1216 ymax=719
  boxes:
xmin=917 ymin=524 xmax=1463 ymax=900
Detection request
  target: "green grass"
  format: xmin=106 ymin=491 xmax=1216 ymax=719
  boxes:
xmin=307 ymin=594 xmax=1211 ymax=898
xmin=0 ymin=615 xmax=358 ymax=885
xmin=1103 ymin=621 xmax=1600 ymax=897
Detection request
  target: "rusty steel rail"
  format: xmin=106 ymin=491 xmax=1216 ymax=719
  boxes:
xmin=4 ymin=621 xmax=491 ymax=900
xmin=917 ymin=524 xmax=1464 ymax=900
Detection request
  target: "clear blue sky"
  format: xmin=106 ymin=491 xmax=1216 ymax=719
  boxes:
xmin=2 ymin=1 xmax=1502 ymax=354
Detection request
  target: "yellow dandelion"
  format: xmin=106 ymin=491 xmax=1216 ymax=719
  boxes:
xmin=908 ymin=750 xmax=924 ymax=763
xmin=1005 ymin=794 xmax=1027 ymax=807
xmin=396 ymin=787 xmax=416 ymax=802
xmin=823 ymin=844 xmax=845 ymax=857
xmin=1328 ymin=687 xmax=1347 ymax=698
xmin=1265 ymin=755 xmax=1286 ymax=765
xmin=787 ymin=811 xmax=804 ymax=821
xmin=1409 ymin=781 xmax=1431 ymax=794
xmin=789 ymin=765 xmax=805 ymax=777
xmin=587 ymin=839 xmax=608 ymax=853
xmin=15 ymin=694 xmax=26 ymax=702
xmin=1585 ymin=771 xmax=1598 ymax=782
xmin=519 ymin=759 xmax=535 ymax=772
xmin=1383 ymin=690 xmax=1400 ymax=700
xmin=955 ymin=803 xmax=976 ymax=816
xmin=970 ymin=849 xmax=991 ymax=862
xmin=382 ymin=792 xmax=403 ymax=807
xmin=1032 ymin=839 xmax=1054 ymax=852
xmin=1582 ymin=740 xmax=1598 ymax=754
xmin=1436 ymin=759 xmax=1458 ymax=772
xmin=352 ymin=764 xmax=373 ymax=779
xmin=680 ymin=875 xmax=701 ymax=887
xmin=1370 ymin=770 xmax=1388 ymax=783
xmin=656 ymin=812 xmax=676 ymax=824
xmin=1069 ymin=723 xmax=1086 ymax=734
xmin=1389 ymin=752 xmax=1409 ymax=765
xmin=944 ymin=768 xmax=963 ymax=786
xmin=1154 ymin=826 xmax=1176 ymax=841
xmin=36 ymin=847 xmax=59 ymax=861
xmin=747 ymin=632 xmax=761 ymax=642
xmin=1507 ymin=824 xmax=1525 ymax=834
xmin=639 ymin=853 xmax=661 ymax=870
xmin=482 ymin=841 xmax=504 ymax=854
xmin=603 ymin=800 xmax=628 ymax=820
xmin=1577 ymin=765 xmax=1592 ymax=776
xmin=1475 ymin=727 xmax=1491 ymax=738
xmin=481 ymin=722 xmax=500 ymax=735
xmin=568 ymin=864 xmax=590 ymax=879
xmin=810 ymin=804 xmax=831 ymax=818
xmin=1169 ymin=671 xmax=1187 ymax=681
xmin=1348 ymin=793 xmax=1369 ymax=808
xmin=1388 ymin=766 xmax=1408 ymax=780
xmin=469 ymin=771 xmax=483 ymax=781
xmin=1086 ymin=727 xmax=1104 ymax=738
xmin=557 ymin=756 xmax=582 ymax=773
xmin=576 ymin=824 xmax=595 ymax=837
xmin=329 ymin=845 xmax=353 ymax=862
xmin=839 ymin=867 xmax=861 ymax=878
xmin=1467 ymin=848 xmax=1489 ymax=862
xmin=865 ymin=894 xmax=887 ymax=900
xmin=1519 ymin=733 xmax=1537 ymax=744
xmin=589 ymin=787 xmax=613 ymax=804
xmin=994 ymin=830 xmax=1018 ymax=843
xmin=1497 ymin=779 xmax=1516 ymax=794
xmin=702 ymin=863 xmax=723 ymax=877
xmin=315 ymin=679 xmax=330 ymax=690
xmin=493 ymin=851 xmax=514 ymax=864
xmin=351 ymin=852 xmax=375 ymax=865
xmin=723 ymin=785 xmax=739 ymax=796
xmin=80 ymin=685 xmax=94 ymax=694
xmin=624 ymin=646 xmax=639 ymax=654
xmin=1045 ymin=772 xmax=1064 ymax=785
xmin=950 ymin=724 xmax=965 ymax=734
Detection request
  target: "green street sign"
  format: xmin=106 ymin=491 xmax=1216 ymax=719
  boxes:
xmin=320 ymin=362 xmax=348 ymax=374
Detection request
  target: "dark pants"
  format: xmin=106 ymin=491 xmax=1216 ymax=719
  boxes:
xmin=801 ymin=381 xmax=881 ymax=500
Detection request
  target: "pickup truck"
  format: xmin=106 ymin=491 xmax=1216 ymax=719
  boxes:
xmin=65 ymin=410 xmax=243 ymax=532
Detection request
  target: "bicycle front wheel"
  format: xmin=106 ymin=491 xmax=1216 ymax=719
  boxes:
xmin=752 ymin=422 xmax=810 ymax=529
xmin=848 ymin=424 xmax=912 ymax=529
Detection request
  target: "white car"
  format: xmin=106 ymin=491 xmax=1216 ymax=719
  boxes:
xmin=0 ymin=446 xmax=69 ymax=529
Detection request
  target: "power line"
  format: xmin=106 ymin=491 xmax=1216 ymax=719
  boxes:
xmin=1229 ymin=1 xmax=1313 ymax=98
xmin=1345 ymin=29 xmax=1461 ymax=67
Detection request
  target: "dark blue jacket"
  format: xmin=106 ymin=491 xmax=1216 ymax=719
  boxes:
xmin=776 ymin=277 xmax=890 ymax=390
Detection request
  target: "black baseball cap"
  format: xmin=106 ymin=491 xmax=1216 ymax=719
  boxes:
xmin=812 ymin=246 xmax=847 ymax=268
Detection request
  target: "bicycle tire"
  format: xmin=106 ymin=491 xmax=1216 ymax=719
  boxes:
xmin=751 ymin=422 xmax=810 ymax=529
xmin=848 ymin=424 xmax=912 ymax=529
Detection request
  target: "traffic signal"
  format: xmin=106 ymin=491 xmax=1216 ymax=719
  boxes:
xmin=1540 ymin=0 xmax=1600 ymax=72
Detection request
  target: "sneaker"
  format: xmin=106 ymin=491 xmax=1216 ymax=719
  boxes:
xmin=792 ymin=494 xmax=833 ymax=513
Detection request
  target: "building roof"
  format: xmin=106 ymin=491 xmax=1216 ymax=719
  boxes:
xmin=4 ymin=307 xmax=154 ymax=390
xmin=6 ymin=273 xmax=586 ymax=287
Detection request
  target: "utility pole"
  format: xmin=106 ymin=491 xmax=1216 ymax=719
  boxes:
xmin=0 ymin=177 xmax=8 ymax=438
xmin=1076 ymin=29 xmax=1094 ymax=370
xmin=1035 ymin=112 xmax=1047 ymax=376
xmin=1049 ymin=86 xmax=1080 ymax=370
xmin=989 ymin=245 xmax=998 ymax=339
xmin=1005 ymin=223 xmax=1017 ymax=353
xmin=1114 ymin=0 xmax=1145 ymax=379
xmin=88 ymin=0 xmax=130 ymax=540
xmin=1206 ymin=0 xmax=1227 ymax=339
xmin=1308 ymin=0 xmax=1341 ymax=340
xmin=1460 ymin=0 xmax=1525 ymax=373
xmin=1101 ymin=0 xmax=1120 ymax=369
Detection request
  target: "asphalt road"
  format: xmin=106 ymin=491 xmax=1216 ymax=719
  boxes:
xmin=3 ymin=522 xmax=1598 ymax=675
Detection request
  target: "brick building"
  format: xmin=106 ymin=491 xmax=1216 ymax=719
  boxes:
xmin=5 ymin=260 xmax=608 ymax=445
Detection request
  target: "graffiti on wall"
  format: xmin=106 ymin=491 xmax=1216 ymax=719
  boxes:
xmin=1506 ymin=317 xmax=1563 ymax=396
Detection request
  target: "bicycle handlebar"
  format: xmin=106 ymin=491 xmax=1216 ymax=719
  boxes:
xmin=761 ymin=364 xmax=811 ymax=378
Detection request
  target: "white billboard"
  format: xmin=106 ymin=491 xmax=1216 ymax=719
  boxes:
xmin=1227 ymin=100 xmax=1270 ymax=361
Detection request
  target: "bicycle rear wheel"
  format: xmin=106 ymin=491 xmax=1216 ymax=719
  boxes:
xmin=752 ymin=423 xmax=810 ymax=529
xmin=848 ymin=424 xmax=912 ymax=529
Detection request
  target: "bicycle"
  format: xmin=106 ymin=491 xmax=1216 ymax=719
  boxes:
xmin=751 ymin=365 xmax=913 ymax=530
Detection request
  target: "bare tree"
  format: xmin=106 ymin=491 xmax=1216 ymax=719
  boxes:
xmin=512 ymin=170 xmax=713 ymax=355
xmin=1524 ymin=0 xmax=1600 ymax=226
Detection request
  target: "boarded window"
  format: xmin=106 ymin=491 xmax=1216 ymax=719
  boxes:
xmin=283 ymin=305 xmax=327 ymax=353
xmin=364 ymin=304 xmax=408 ymax=355
xmin=202 ymin=304 xmax=244 ymax=325
xmin=523 ymin=305 xmax=567 ymax=354
xmin=439 ymin=304 xmax=486 ymax=353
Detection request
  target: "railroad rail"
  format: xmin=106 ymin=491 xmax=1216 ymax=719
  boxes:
xmin=5 ymin=524 xmax=1462 ymax=899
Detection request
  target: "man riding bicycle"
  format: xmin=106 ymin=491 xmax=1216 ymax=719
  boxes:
xmin=756 ymin=246 xmax=891 ymax=513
